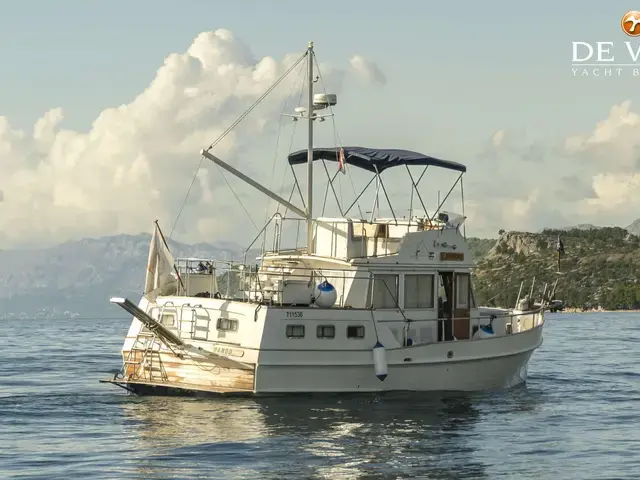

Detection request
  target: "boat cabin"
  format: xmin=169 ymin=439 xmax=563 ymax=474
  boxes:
xmin=312 ymin=216 xmax=443 ymax=259
xmin=170 ymin=144 xmax=479 ymax=341
xmin=173 ymin=212 xmax=479 ymax=342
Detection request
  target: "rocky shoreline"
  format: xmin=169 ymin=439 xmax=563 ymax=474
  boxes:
xmin=555 ymin=307 xmax=640 ymax=313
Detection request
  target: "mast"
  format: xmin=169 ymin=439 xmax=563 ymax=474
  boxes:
xmin=306 ymin=41 xmax=315 ymax=255
xmin=198 ymin=42 xmax=335 ymax=255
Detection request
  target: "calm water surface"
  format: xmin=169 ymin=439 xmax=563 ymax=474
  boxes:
xmin=1 ymin=312 xmax=639 ymax=479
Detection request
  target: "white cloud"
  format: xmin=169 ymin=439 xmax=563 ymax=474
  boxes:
xmin=349 ymin=55 xmax=386 ymax=85
xmin=0 ymin=29 xmax=382 ymax=249
xmin=586 ymin=173 xmax=640 ymax=208
xmin=491 ymin=130 xmax=505 ymax=147
xmin=565 ymin=101 xmax=640 ymax=149
xmin=2 ymin=28 xmax=639 ymax=247
xmin=464 ymin=100 xmax=640 ymax=237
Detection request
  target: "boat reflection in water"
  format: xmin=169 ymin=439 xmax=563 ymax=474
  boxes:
xmin=116 ymin=387 xmax=546 ymax=479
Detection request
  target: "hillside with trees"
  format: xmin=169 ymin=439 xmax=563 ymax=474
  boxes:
xmin=469 ymin=227 xmax=640 ymax=311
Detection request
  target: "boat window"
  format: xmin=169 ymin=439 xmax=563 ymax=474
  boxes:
xmin=286 ymin=325 xmax=305 ymax=339
xmin=456 ymin=274 xmax=470 ymax=309
xmin=352 ymin=222 xmax=377 ymax=238
xmin=375 ymin=223 xmax=388 ymax=238
xmin=160 ymin=313 xmax=175 ymax=326
xmin=404 ymin=274 xmax=435 ymax=308
xmin=347 ymin=325 xmax=365 ymax=339
xmin=217 ymin=318 xmax=238 ymax=332
xmin=316 ymin=325 xmax=335 ymax=339
xmin=370 ymin=274 xmax=399 ymax=309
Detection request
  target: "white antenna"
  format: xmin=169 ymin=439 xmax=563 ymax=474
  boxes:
xmin=278 ymin=43 xmax=338 ymax=254
xmin=306 ymin=41 xmax=314 ymax=255
xmin=278 ymin=42 xmax=337 ymax=255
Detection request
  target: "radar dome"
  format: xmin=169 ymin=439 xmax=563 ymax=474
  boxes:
xmin=313 ymin=93 xmax=337 ymax=109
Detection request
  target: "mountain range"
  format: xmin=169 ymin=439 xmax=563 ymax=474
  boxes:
xmin=542 ymin=220 xmax=640 ymax=235
xmin=626 ymin=218 xmax=640 ymax=236
xmin=0 ymin=234 xmax=250 ymax=319
xmin=1 ymin=217 xmax=639 ymax=318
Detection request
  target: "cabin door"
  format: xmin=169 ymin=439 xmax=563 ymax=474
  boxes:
xmin=437 ymin=272 xmax=454 ymax=341
xmin=453 ymin=272 xmax=471 ymax=340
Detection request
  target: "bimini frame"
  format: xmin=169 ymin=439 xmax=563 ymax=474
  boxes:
xmin=285 ymin=146 xmax=467 ymax=230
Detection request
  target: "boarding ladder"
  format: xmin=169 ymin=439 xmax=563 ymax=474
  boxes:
xmin=118 ymin=331 xmax=168 ymax=383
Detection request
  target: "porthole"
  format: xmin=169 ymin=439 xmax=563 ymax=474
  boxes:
xmin=316 ymin=325 xmax=335 ymax=339
xmin=286 ymin=325 xmax=305 ymax=339
xmin=216 ymin=318 xmax=238 ymax=332
xmin=347 ymin=325 xmax=365 ymax=339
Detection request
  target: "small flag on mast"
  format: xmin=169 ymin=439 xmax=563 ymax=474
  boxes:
xmin=338 ymin=147 xmax=346 ymax=174
xmin=556 ymin=234 xmax=565 ymax=272
xmin=556 ymin=235 xmax=565 ymax=255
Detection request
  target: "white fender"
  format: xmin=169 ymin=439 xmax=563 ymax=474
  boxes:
xmin=372 ymin=341 xmax=388 ymax=381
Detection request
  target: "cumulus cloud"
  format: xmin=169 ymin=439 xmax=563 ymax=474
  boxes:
xmin=349 ymin=55 xmax=386 ymax=85
xmin=465 ymin=100 xmax=640 ymax=237
xmin=491 ymin=130 xmax=505 ymax=147
xmin=2 ymin=27 xmax=639 ymax=247
xmin=0 ymin=29 xmax=382 ymax=248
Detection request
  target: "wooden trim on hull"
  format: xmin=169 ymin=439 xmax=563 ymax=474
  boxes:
xmin=100 ymin=378 xmax=255 ymax=396
xmin=119 ymin=349 xmax=256 ymax=393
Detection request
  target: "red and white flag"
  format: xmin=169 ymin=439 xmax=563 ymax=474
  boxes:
xmin=338 ymin=147 xmax=346 ymax=174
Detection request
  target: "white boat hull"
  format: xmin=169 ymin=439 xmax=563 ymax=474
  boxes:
xmin=107 ymin=296 xmax=543 ymax=395
xmin=254 ymin=349 xmax=534 ymax=393
xmin=113 ymin=344 xmax=536 ymax=395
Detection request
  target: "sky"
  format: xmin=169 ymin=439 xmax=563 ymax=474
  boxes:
xmin=1 ymin=0 xmax=640 ymax=249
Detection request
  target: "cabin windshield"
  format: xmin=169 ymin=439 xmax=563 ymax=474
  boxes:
xmin=404 ymin=274 xmax=435 ymax=309
xmin=367 ymin=274 xmax=399 ymax=309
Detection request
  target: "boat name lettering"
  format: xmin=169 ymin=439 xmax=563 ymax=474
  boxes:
xmin=213 ymin=346 xmax=233 ymax=356
xmin=212 ymin=346 xmax=245 ymax=357
xmin=286 ymin=311 xmax=304 ymax=318
xmin=440 ymin=252 xmax=464 ymax=261
xmin=433 ymin=240 xmax=458 ymax=250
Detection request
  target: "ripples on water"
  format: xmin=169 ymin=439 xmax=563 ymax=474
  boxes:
xmin=1 ymin=313 xmax=639 ymax=479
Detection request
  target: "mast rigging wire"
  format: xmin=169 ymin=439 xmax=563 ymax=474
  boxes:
xmin=261 ymin=61 xmax=307 ymax=253
xmin=170 ymin=50 xmax=309 ymax=238
xmin=313 ymin=55 xmax=361 ymax=219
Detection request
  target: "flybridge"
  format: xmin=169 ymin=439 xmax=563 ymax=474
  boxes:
xmin=198 ymin=41 xmax=469 ymax=255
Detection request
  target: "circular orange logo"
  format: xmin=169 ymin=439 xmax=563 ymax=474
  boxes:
xmin=622 ymin=11 xmax=640 ymax=36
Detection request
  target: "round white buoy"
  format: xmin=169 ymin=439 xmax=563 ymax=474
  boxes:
xmin=372 ymin=341 xmax=388 ymax=381
xmin=313 ymin=280 xmax=337 ymax=308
